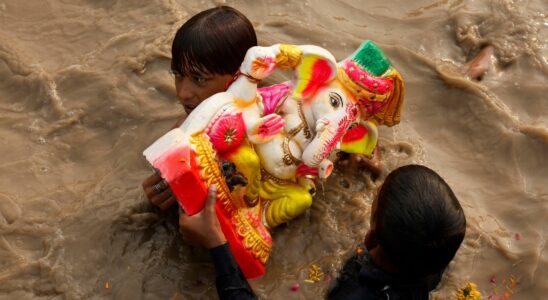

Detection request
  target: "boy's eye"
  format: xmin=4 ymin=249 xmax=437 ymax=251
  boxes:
xmin=193 ymin=76 xmax=206 ymax=83
xmin=194 ymin=76 xmax=205 ymax=82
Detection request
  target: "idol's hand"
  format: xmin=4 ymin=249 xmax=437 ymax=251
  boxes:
xmin=240 ymin=46 xmax=277 ymax=80
xmin=178 ymin=185 xmax=227 ymax=249
xmin=249 ymin=114 xmax=285 ymax=144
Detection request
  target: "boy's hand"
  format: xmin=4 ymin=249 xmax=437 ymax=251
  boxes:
xmin=352 ymin=153 xmax=382 ymax=178
xmin=142 ymin=173 xmax=177 ymax=210
xmin=178 ymin=185 xmax=227 ymax=249
xmin=141 ymin=115 xmax=187 ymax=210
xmin=337 ymin=146 xmax=383 ymax=178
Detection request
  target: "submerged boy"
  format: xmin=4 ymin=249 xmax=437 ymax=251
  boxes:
xmin=179 ymin=164 xmax=467 ymax=299
xmin=327 ymin=165 xmax=466 ymax=299
xmin=142 ymin=6 xmax=257 ymax=208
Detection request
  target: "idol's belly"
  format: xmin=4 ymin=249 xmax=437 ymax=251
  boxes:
xmin=255 ymin=135 xmax=301 ymax=180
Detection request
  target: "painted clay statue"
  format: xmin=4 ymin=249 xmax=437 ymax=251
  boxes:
xmin=143 ymin=40 xmax=404 ymax=278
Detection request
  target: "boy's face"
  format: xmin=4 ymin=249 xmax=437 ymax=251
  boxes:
xmin=174 ymin=71 xmax=233 ymax=115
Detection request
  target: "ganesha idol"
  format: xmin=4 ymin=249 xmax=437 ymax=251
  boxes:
xmin=143 ymin=40 xmax=404 ymax=278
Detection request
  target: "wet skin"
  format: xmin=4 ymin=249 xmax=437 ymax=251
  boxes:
xmin=174 ymin=71 xmax=233 ymax=115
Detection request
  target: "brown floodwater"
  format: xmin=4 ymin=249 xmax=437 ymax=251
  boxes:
xmin=0 ymin=0 xmax=546 ymax=299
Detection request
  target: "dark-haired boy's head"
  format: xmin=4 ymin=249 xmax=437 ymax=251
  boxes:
xmin=368 ymin=165 xmax=466 ymax=277
xmin=171 ymin=6 xmax=257 ymax=77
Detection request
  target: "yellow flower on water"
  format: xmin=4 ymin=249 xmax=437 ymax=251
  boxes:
xmin=304 ymin=264 xmax=324 ymax=283
xmin=456 ymin=282 xmax=481 ymax=300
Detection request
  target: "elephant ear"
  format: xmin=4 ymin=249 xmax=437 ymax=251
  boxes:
xmin=339 ymin=121 xmax=378 ymax=156
xmin=292 ymin=46 xmax=337 ymax=101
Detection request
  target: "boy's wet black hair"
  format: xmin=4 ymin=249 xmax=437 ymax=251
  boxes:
xmin=171 ymin=6 xmax=257 ymax=77
xmin=374 ymin=165 xmax=466 ymax=277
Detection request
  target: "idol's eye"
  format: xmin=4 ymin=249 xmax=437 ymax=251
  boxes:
xmin=329 ymin=92 xmax=343 ymax=108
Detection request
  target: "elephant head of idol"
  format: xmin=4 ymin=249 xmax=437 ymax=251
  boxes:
xmin=278 ymin=46 xmax=357 ymax=177
xmin=296 ymin=40 xmax=404 ymax=173
xmin=299 ymin=81 xmax=360 ymax=171
xmin=337 ymin=40 xmax=405 ymax=158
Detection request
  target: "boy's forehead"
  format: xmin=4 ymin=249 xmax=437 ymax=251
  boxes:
xmin=172 ymin=55 xmax=214 ymax=75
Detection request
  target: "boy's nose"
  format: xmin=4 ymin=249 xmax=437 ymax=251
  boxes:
xmin=176 ymin=77 xmax=194 ymax=101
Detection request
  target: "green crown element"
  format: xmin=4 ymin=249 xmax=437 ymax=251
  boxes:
xmin=350 ymin=40 xmax=391 ymax=77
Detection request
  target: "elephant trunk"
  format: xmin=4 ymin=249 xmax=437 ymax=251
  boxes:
xmin=318 ymin=160 xmax=334 ymax=179
xmin=301 ymin=117 xmax=348 ymax=168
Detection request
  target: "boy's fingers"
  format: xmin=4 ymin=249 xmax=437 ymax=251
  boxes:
xmin=159 ymin=196 xmax=177 ymax=211
xmin=142 ymin=173 xmax=162 ymax=187
xmin=150 ymin=188 xmax=172 ymax=206
xmin=205 ymin=184 xmax=218 ymax=215
xmin=143 ymin=177 xmax=166 ymax=198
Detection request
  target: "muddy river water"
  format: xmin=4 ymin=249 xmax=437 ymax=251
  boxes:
xmin=0 ymin=0 xmax=546 ymax=299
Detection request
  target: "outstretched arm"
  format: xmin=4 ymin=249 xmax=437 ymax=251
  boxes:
xmin=178 ymin=185 xmax=257 ymax=300
xmin=226 ymin=44 xmax=304 ymax=104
